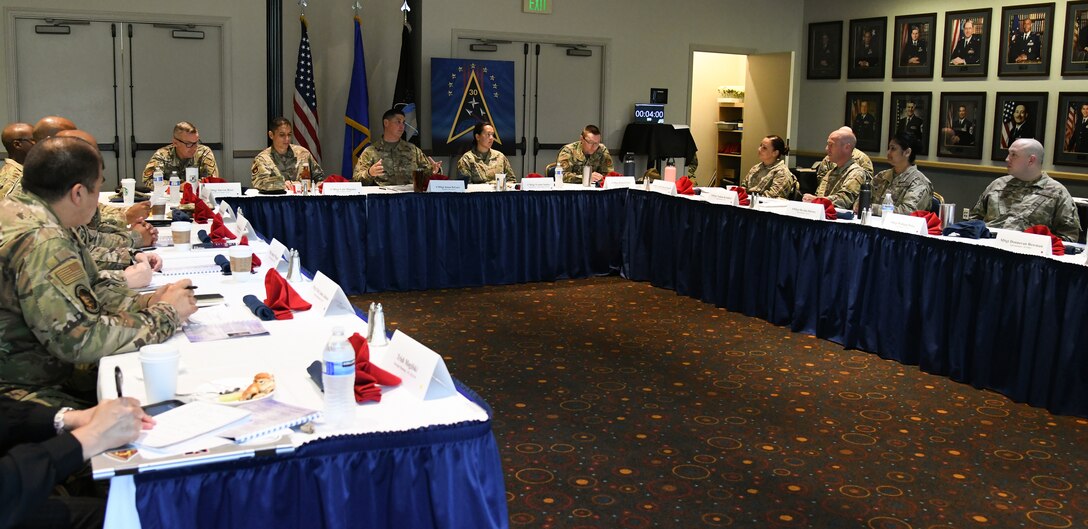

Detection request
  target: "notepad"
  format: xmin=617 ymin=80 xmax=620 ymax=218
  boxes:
xmin=217 ymin=399 xmax=321 ymax=443
xmin=137 ymin=402 xmax=251 ymax=449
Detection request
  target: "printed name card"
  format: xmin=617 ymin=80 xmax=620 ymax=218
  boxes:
xmin=321 ymin=182 xmax=364 ymax=196
xmin=521 ymin=178 xmax=554 ymax=191
xmin=650 ymin=180 xmax=676 ymax=196
xmin=754 ymin=198 xmax=789 ymax=211
xmin=880 ymin=212 xmax=929 ymax=236
xmin=201 ymin=183 xmax=242 ymax=202
xmin=386 ymin=330 xmax=456 ymax=400
xmin=268 ymin=238 xmax=288 ymax=262
xmin=218 ymin=201 xmax=235 ymax=221
xmin=995 ymin=230 xmax=1053 ymax=256
xmin=310 ymin=271 xmax=355 ymax=316
xmin=603 ymin=176 xmax=636 ymax=190
xmin=427 ymin=180 xmax=466 ymax=193
xmin=780 ymin=201 xmax=827 ymax=221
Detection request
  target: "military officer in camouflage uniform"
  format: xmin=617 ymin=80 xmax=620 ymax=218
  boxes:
xmin=457 ymin=123 xmax=516 ymax=184
xmin=740 ymin=135 xmax=798 ymax=199
xmin=353 ymin=108 xmax=439 ymax=186
xmin=0 ymin=137 xmax=197 ymax=406
xmin=556 ymin=125 xmax=613 ymax=184
xmin=804 ymin=127 xmax=871 ymax=209
xmin=141 ymin=121 xmax=220 ymax=189
xmin=970 ymin=139 xmax=1081 ymax=241
xmin=0 ymin=122 xmax=34 ymax=197
xmin=861 ymin=132 xmax=933 ymax=215
xmin=251 ymin=117 xmax=325 ymax=192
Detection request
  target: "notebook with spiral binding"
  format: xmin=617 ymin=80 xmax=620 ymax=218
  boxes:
xmin=218 ymin=399 xmax=321 ymax=443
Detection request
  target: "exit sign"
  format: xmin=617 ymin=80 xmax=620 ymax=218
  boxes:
xmin=523 ymin=0 xmax=551 ymax=14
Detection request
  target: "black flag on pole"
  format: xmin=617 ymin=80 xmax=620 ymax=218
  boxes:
xmin=392 ymin=5 xmax=418 ymax=145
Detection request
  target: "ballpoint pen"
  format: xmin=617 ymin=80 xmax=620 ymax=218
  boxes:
xmin=115 ymin=366 xmax=123 ymax=398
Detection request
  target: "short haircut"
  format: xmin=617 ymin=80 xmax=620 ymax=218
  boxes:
xmin=583 ymin=124 xmax=601 ymax=137
xmin=21 ymin=136 xmax=102 ymax=202
xmin=382 ymin=108 xmax=405 ymax=121
xmin=1017 ymin=139 xmax=1045 ymax=163
xmin=269 ymin=117 xmax=291 ymax=132
xmin=765 ymin=135 xmax=789 ymax=157
xmin=890 ymin=131 xmax=918 ymax=164
xmin=173 ymin=121 xmax=198 ymax=135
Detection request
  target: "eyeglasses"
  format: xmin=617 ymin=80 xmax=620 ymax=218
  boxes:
xmin=173 ymin=136 xmax=200 ymax=149
xmin=581 ymin=136 xmax=600 ymax=147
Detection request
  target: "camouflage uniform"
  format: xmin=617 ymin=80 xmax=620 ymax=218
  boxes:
xmin=816 ymin=148 xmax=874 ymax=175
xmin=970 ymin=172 xmax=1082 ymax=242
xmin=77 ymin=225 xmax=136 ymax=271
xmin=0 ymin=159 xmax=23 ymax=198
xmin=740 ymin=159 xmax=798 ymax=199
xmin=556 ymin=141 xmax=614 ymax=183
xmin=867 ymin=166 xmax=933 ymax=215
xmin=457 ymin=149 xmax=516 ymax=184
xmin=96 ymin=204 xmax=131 ymax=233
xmin=815 ymin=159 xmax=870 ymax=209
xmin=0 ymin=192 xmax=180 ymax=406
xmin=352 ymin=138 xmax=432 ymax=186
xmin=251 ymin=144 xmax=325 ymax=191
xmin=142 ymin=144 xmax=219 ymax=189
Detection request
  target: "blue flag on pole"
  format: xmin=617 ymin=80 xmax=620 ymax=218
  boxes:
xmin=342 ymin=15 xmax=371 ymax=177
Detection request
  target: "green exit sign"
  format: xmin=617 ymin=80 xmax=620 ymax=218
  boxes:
xmin=523 ymin=0 xmax=551 ymax=14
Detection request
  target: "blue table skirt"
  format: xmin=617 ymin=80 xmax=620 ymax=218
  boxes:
xmin=134 ymin=382 xmax=508 ymax=529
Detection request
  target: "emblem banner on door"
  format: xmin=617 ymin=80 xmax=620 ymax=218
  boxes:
xmin=430 ymin=58 xmax=515 ymax=156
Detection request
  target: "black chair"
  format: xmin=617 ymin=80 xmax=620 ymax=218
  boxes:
xmin=929 ymin=191 xmax=943 ymax=214
xmin=545 ymin=163 xmax=557 ymax=180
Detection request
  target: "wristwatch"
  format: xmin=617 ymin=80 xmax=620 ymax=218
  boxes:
xmin=53 ymin=407 xmax=73 ymax=435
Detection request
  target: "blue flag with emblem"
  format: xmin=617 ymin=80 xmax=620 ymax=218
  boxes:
xmin=429 ymin=58 xmax=515 ymax=156
xmin=341 ymin=15 xmax=371 ymax=177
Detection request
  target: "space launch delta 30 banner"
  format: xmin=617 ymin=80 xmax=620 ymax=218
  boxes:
xmin=430 ymin=58 xmax=516 ymax=156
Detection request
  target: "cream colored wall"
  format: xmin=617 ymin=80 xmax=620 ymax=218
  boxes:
xmin=691 ymin=52 xmax=746 ymax=185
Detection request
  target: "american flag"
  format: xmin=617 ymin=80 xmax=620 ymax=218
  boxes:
xmin=1065 ymin=104 xmax=1077 ymax=152
xmin=950 ymin=19 xmax=962 ymax=54
xmin=293 ymin=16 xmax=321 ymax=163
xmin=1000 ymin=100 xmax=1017 ymax=149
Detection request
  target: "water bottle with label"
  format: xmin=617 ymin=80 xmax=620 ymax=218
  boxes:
xmin=623 ymin=152 xmax=636 ymax=179
xmin=153 ymin=170 xmax=165 ymax=198
xmin=554 ymin=165 xmax=564 ymax=186
xmin=168 ymin=171 xmax=181 ymax=205
xmin=881 ymin=192 xmax=894 ymax=218
xmin=322 ymin=326 xmax=356 ymax=429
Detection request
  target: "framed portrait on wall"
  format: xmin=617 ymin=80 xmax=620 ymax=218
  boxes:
xmin=938 ymin=92 xmax=986 ymax=159
xmin=1053 ymin=92 xmax=1088 ymax=167
xmin=808 ymin=21 xmax=843 ymax=79
xmin=888 ymin=92 xmax=932 ymax=156
xmin=942 ymin=8 xmax=992 ymax=78
xmin=1059 ymin=1 xmax=1088 ymax=76
xmin=892 ymin=13 xmax=937 ymax=78
xmin=990 ymin=93 xmax=1048 ymax=161
xmin=848 ymin=17 xmax=887 ymax=79
xmin=997 ymin=3 xmax=1056 ymax=77
xmin=845 ymin=92 xmax=884 ymax=153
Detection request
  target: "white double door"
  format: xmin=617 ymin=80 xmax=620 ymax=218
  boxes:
xmin=12 ymin=16 xmax=224 ymax=187
xmin=455 ymin=36 xmax=604 ymax=178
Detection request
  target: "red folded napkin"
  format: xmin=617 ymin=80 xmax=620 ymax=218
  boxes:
xmin=430 ymin=174 xmax=449 ymax=181
xmin=347 ymin=333 xmax=402 ymax=400
xmin=675 ymin=176 xmax=695 ymax=195
xmin=200 ymin=176 xmax=226 ymax=184
xmin=324 ymin=174 xmax=348 ymax=183
xmin=180 ymin=183 xmax=200 ymax=205
xmin=606 ymin=171 xmax=622 ymax=177
xmin=812 ymin=197 xmax=837 ymax=220
xmin=909 ymin=210 xmax=943 ymax=235
xmin=525 ymin=173 xmax=545 ymax=178
xmin=727 ymin=186 xmax=751 ymax=206
xmin=192 ymin=200 xmax=215 ymax=223
xmin=239 ymin=236 xmax=262 ymax=270
xmin=1024 ymin=225 xmax=1065 ymax=255
xmin=262 ymin=269 xmax=312 ymax=320
xmin=209 ymin=217 xmax=236 ymax=242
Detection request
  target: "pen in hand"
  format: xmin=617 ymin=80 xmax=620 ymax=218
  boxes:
xmin=115 ymin=366 xmax=123 ymax=398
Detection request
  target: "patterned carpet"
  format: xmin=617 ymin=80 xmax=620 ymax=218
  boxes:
xmin=350 ymin=277 xmax=1088 ymax=528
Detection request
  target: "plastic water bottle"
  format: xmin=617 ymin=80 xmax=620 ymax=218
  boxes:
xmin=322 ymin=326 xmax=356 ymax=429
xmin=168 ymin=171 xmax=181 ymax=205
xmin=623 ymin=152 xmax=636 ymax=178
xmin=554 ymin=165 xmax=564 ymax=185
xmin=881 ymin=192 xmax=894 ymax=218
xmin=153 ymin=170 xmax=165 ymax=197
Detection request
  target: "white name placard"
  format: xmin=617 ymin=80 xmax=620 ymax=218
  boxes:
xmin=603 ymin=176 xmax=636 ymax=189
xmin=386 ymin=330 xmax=456 ymax=400
xmin=702 ymin=189 xmax=738 ymax=206
xmin=321 ymin=182 xmax=364 ymax=196
xmin=201 ymin=183 xmax=242 ymax=203
xmin=268 ymin=238 xmax=288 ymax=262
xmin=310 ymin=271 xmax=356 ymax=316
xmin=995 ymin=230 xmax=1053 ymax=256
xmin=780 ymin=201 xmax=827 ymax=221
xmin=521 ymin=178 xmax=554 ymax=191
xmin=650 ymin=180 xmax=676 ymax=196
xmin=754 ymin=197 xmax=788 ymax=211
xmin=218 ymin=201 xmax=235 ymax=221
xmin=880 ymin=212 xmax=929 ymax=236
xmin=427 ymin=180 xmax=466 ymax=193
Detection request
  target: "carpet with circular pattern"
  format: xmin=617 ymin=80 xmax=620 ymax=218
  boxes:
xmin=350 ymin=277 xmax=1088 ymax=529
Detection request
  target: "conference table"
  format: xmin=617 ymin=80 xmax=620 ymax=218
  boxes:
xmin=228 ymin=185 xmax=1088 ymax=418
xmin=92 ymin=202 xmax=509 ymax=528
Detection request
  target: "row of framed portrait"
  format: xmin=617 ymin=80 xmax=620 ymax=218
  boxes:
xmin=844 ymin=91 xmax=1088 ymax=167
xmin=808 ymin=2 xmax=1088 ymax=79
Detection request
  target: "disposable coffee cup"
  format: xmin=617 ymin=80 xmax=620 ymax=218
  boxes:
xmin=229 ymin=245 xmax=253 ymax=279
xmin=139 ymin=344 xmax=180 ymax=403
xmin=150 ymin=197 xmax=167 ymax=219
xmin=121 ymin=178 xmax=136 ymax=206
xmin=171 ymin=221 xmax=192 ymax=250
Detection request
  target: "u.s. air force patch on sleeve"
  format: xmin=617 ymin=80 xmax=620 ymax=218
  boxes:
xmin=74 ymin=284 xmax=100 ymax=314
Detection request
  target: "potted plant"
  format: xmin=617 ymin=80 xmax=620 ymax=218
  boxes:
xmin=717 ymin=86 xmax=745 ymax=103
